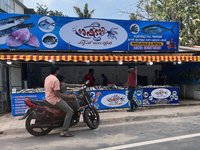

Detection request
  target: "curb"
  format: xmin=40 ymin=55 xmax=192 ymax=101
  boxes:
xmin=2 ymin=111 xmax=200 ymax=135
xmin=94 ymin=111 xmax=200 ymax=125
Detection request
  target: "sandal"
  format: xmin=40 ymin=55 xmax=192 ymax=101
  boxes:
xmin=60 ymin=132 xmax=74 ymax=137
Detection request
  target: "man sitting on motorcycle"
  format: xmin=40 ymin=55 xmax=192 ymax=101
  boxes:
xmin=57 ymin=75 xmax=85 ymax=112
xmin=44 ymin=65 xmax=76 ymax=137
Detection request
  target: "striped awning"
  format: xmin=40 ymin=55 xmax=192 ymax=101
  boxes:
xmin=0 ymin=54 xmax=199 ymax=62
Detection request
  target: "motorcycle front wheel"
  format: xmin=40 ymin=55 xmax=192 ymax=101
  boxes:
xmin=26 ymin=114 xmax=53 ymax=136
xmin=84 ymin=106 xmax=100 ymax=129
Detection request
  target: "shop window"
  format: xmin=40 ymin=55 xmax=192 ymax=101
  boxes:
xmin=0 ymin=0 xmax=5 ymax=10
xmin=5 ymin=0 xmax=10 ymax=6
xmin=4 ymin=0 xmax=14 ymax=13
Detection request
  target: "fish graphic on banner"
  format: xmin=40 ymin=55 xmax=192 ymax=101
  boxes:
xmin=38 ymin=19 xmax=55 ymax=30
xmin=0 ymin=15 xmax=40 ymax=48
xmin=141 ymin=24 xmax=175 ymax=35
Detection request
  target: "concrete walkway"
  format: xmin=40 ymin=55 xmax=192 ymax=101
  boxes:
xmin=1 ymin=100 xmax=200 ymax=135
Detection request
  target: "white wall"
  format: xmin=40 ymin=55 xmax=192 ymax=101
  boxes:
xmin=15 ymin=1 xmax=24 ymax=14
xmin=178 ymin=84 xmax=200 ymax=99
xmin=40 ymin=65 xmax=162 ymax=86
xmin=41 ymin=65 xmax=129 ymax=86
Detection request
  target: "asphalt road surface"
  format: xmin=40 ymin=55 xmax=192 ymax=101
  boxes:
xmin=1 ymin=116 xmax=200 ymax=150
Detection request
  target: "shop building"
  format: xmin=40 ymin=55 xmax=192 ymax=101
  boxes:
xmin=0 ymin=12 xmax=199 ymax=114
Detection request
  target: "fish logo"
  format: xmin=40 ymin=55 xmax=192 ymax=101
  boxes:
xmin=94 ymin=103 xmax=99 ymax=109
xmin=43 ymin=35 xmax=57 ymax=45
xmin=107 ymin=95 xmax=125 ymax=104
xmin=96 ymin=92 xmax=102 ymax=97
xmin=136 ymin=100 xmax=141 ymax=106
xmin=170 ymin=95 xmax=174 ymax=100
xmin=92 ymin=97 xmax=98 ymax=103
xmin=143 ymin=92 xmax=149 ymax=98
xmin=133 ymin=96 xmax=137 ymax=101
xmin=151 ymin=88 xmax=171 ymax=99
xmin=73 ymin=22 xmax=118 ymax=41
xmin=107 ymin=95 xmax=120 ymax=103
xmin=130 ymin=24 xmax=139 ymax=34
xmin=38 ymin=19 xmax=55 ymax=30
xmin=141 ymin=24 xmax=175 ymax=35
xmin=42 ymin=33 xmax=58 ymax=48
xmin=155 ymin=90 xmax=167 ymax=96
xmin=136 ymin=90 xmax=141 ymax=96
xmin=149 ymin=96 xmax=153 ymax=100
xmin=60 ymin=19 xmax=128 ymax=50
xmin=173 ymin=91 xmax=177 ymax=95
xmin=38 ymin=16 xmax=55 ymax=32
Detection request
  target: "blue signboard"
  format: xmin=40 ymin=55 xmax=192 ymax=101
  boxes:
xmin=11 ymin=89 xmax=142 ymax=116
xmin=88 ymin=89 xmax=143 ymax=110
xmin=11 ymin=93 xmax=45 ymax=116
xmin=0 ymin=13 xmax=179 ymax=51
xmin=142 ymin=87 xmax=179 ymax=106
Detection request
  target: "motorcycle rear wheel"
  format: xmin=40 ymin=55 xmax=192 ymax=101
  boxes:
xmin=85 ymin=107 xmax=100 ymax=129
xmin=26 ymin=114 xmax=53 ymax=136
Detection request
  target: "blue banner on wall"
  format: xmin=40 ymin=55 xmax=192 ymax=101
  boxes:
xmin=11 ymin=93 xmax=45 ymax=116
xmin=0 ymin=13 xmax=179 ymax=51
xmin=11 ymin=89 xmax=143 ymax=116
xmin=88 ymin=89 xmax=143 ymax=110
xmin=142 ymin=87 xmax=179 ymax=106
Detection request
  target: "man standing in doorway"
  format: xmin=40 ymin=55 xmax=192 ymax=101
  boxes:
xmin=83 ymin=68 xmax=95 ymax=87
xmin=101 ymin=74 xmax=108 ymax=86
xmin=125 ymin=65 xmax=138 ymax=112
xmin=153 ymin=69 xmax=159 ymax=85
xmin=44 ymin=65 xmax=76 ymax=137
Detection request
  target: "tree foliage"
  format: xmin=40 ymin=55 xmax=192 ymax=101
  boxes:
xmin=129 ymin=13 xmax=138 ymax=20
xmin=73 ymin=3 xmax=95 ymax=18
xmin=143 ymin=0 xmax=200 ymax=46
xmin=36 ymin=3 xmax=67 ymax=16
xmin=135 ymin=0 xmax=153 ymax=20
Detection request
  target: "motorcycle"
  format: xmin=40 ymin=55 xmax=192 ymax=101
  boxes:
xmin=19 ymin=81 xmax=100 ymax=136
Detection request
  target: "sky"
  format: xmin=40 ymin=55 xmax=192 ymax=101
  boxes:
xmin=24 ymin=0 xmax=137 ymax=20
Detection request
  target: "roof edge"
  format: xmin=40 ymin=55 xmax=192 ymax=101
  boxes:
xmin=15 ymin=0 xmax=27 ymax=9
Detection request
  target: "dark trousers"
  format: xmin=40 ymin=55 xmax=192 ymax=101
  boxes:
xmin=127 ymin=86 xmax=138 ymax=110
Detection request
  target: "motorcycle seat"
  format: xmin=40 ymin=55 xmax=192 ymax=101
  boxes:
xmin=42 ymin=100 xmax=59 ymax=109
xmin=28 ymin=98 xmax=59 ymax=109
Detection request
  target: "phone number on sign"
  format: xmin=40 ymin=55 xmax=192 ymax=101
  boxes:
xmin=133 ymin=46 xmax=162 ymax=50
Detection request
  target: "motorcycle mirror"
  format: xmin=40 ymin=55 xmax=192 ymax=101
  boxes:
xmin=85 ymin=80 xmax=90 ymax=85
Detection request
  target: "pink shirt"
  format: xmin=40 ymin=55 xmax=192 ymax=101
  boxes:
xmin=127 ymin=71 xmax=136 ymax=87
xmin=44 ymin=74 xmax=61 ymax=105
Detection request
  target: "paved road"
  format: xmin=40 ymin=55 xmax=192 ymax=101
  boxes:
xmin=1 ymin=116 xmax=200 ymax=150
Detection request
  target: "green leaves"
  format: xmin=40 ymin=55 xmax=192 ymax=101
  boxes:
xmin=148 ymin=0 xmax=200 ymax=46
xmin=73 ymin=3 xmax=95 ymax=18
xmin=36 ymin=3 xmax=66 ymax=16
